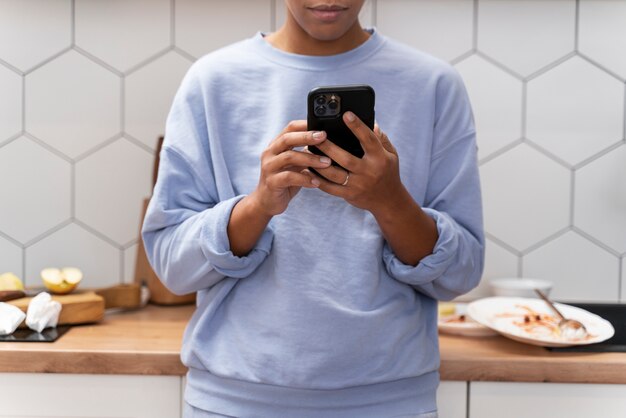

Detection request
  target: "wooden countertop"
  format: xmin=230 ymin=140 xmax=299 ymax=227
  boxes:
xmin=0 ymin=304 xmax=191 ymax=376
xmin=2 ymin=305 xmax=626 ymax=383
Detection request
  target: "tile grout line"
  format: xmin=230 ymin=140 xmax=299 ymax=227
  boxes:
xmin=23 ymin=219 xmax=73 ymax=249
xmin=71 ymin=0 xmax=76 ymax=46
xmin=71 ymin=161 xmax=76 ymax=219
xmin=569 ymin=169 xmax=575 ymax=227
xmin=475 ymin=50 xmax=524 ymax=81
xmin=370 ymin=0 xmax=377 ymax=27
xmin=23 ymin=132 xmax=73 ymax=163
xmin=574 ymin=0 xmax=580 ymax=52
xmin=120 ymin=76 xmax=125 ymax=133
xmin=573 ymin=140 xmax=624 ymax=170
xmin=571 ymin=226 xmax=622 ymax=257
xmin=21 ymin=72 xmax=26 ymax=133
xmin=21 ymin=246 xmax=26 ymax=283
xmin=524 ymin=51 xmax=576 ymax=83
xmin=623 ymin=82 xmax=626 ymax=141
xmin=124 ymin=134 xmax=157 ymax=155
xmin=171 ymin=0 xmax=176 ymax=46
xmin=578 ymin=51 xmax=625 ymax=83
xmin=617 ymin=257 xmax=624 ymax=303
xmin=173 ymin=46 xmax=196 ymax=62
xmin=0 ymin=57 xmax=23 ymax=74
xmin=478 ymin=138 xmax=523 ymax=166
xmin=521 ymin=80 xmax=527 ymax=140
xmin=73 ymin=134 xmax=121 ymax=163
xmin=485 ymin=232 xmax=523 ymax=257
xmin=124 ymin=47 xmax=171 ymax=77
xmin=119 ymin=247 xmax=125 ymax=284
xmin=270 ymin=0 xmax=276 ymax=32
xmin=524 ymin=139 xmax=572 ymax=170
xmin=472 ymin=0 xmax=479 ymax=50
xmin=521 ymin=227 xmax=570 ymax=256
xmin=466 ymin=381 xmax=471 ymax=418
xmin=73 ymin=45 xmax=123 ymax=77
xmin=73 ymin=219 xmax=124 ymax=250
xmin=0 ymin=230 xmax=22 ymax=250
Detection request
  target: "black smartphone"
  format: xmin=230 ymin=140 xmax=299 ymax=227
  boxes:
xmin=307 ymin=85 xmax=375 ymax=166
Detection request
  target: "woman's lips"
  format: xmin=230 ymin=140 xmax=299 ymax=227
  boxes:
xmin=308 ymin=6 xmax=348 ymax=22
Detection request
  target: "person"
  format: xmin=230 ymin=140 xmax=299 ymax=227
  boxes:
xmin=142 ymin=1 xmax=484 ymax=417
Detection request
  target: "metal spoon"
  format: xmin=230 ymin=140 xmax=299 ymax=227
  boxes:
xmin=534 ymin=289 xmax=588 ymax=340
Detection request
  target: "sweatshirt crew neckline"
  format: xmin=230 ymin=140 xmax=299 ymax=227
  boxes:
xmin=252 ymin=28 xmax=385 ymax=71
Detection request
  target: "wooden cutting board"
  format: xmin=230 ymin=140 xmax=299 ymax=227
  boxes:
xmin=6 ymin=291 xmax=105 ymax=328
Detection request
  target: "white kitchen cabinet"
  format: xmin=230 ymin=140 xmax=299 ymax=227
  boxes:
xmin=0 ymin=373 xmax=182 ymax=418
xmin=438 ymin=381 xmax=467 ymax=418
xmin=470 ymin=381 xmax=626 ymax=418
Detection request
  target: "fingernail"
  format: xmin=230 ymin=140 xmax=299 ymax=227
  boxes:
xmin=344 ymin=111 xmax=355 ymax=122
xmin=320 ymin=157 xmax=331 ymax=164
xmin=311 ymin=178 xmax=320 ymax=186
xmin=312 ymin=131 xmax=325 ymax=140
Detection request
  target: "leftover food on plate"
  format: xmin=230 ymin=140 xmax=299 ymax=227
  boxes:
xmin=495 ymin=304 xmax=595 ymax=341
xmin=468 ymin=297 xmax=615 ymax=347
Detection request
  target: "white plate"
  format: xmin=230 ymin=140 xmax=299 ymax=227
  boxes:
xmin=438 ymin=314 xmax=498 ymax=337
xmin=468 ymin=297 xmax=615 ymax=347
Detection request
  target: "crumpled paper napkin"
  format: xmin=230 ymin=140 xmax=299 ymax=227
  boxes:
xmin=25 ymin=292 xmax=62 ymax=333
xmin=0 ymin=302 xmax=26 ymax=335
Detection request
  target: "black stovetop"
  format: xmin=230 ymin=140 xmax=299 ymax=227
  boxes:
xmin=548 ymin=303 xmax=626 ymax=353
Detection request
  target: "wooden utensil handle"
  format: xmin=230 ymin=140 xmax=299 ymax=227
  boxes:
xmin=0 ymin=290 xmax=26 ymax=302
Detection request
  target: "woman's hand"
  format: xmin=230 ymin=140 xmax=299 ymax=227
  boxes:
xmin=229 ymin=120 xmax=332 ymax=256
xmin=310 ymin=112 xmax=438 ymax=265
xmin=249 ymin=120 xmax=332 ymax=216
xmin=309 ymin=112 xmax=404 ymax=217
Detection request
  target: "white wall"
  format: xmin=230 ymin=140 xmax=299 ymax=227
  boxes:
xmin=0 ymin=0 xmax=624 ymax=302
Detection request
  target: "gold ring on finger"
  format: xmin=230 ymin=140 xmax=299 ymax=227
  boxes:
xmin=341 ymin=171 xmax=350 ymax=186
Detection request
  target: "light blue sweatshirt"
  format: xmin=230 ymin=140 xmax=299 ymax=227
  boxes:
xmin=142 ymin=29 xmax=484 ymax=417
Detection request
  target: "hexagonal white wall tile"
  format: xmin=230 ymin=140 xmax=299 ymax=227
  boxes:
xmin=75 ymin=0 xmax=171 ymax=73
xmin=524 ymin=231 xmax=619 ymax=302
xmin=75 ymin=138 xmax=152 ymax=246
xmin=275 ymin=0 xmax=375 ymax=32
xmin=25 ymin=223 xmax=120 ymax=288
xmin=176 ymin=0 xmax=272 ymax=59
xmin=480 ymin=143 xmax=570 ymax=251
xmin=575 ymin=146 xmax=626 ymax=254
xmin=124 ymin=243 xmax=138 ymax=284
xmin=477 ymin=0 xmax=575 ymax=77
xmin=580 ymin=0 xmax=626 ymax=80
xmin=457 ymin=238 xmax=518 ymax=301
xmin=455 ymin=55 xmax=522 ymax=160
xmin=0 ymin=0 xmax=71 ymax=72
xmin=377 ymin=0 xmax=473 ymax=62
xmin=527 ymin=56 xmax=623 ymax=166
xmin=0 ymin=137 xmax=70 ymax=244
xmin=125 ymin=52 xmax=192 ymax=150
xmin=25 ymin=50 xmax=121 ymax=159
xmin=0 ymin=236 xmax=22 ymax=279
xmin=0 ymin=64 xmax=21 ymax=141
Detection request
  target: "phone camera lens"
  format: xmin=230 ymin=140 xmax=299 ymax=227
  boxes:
xmin=315 ymin=96 xmax=326 ymax=106
xmin=314 ymin=105 xmax=326 ymax=116
xmin=327 ymin=99 xmax=338 ymax=110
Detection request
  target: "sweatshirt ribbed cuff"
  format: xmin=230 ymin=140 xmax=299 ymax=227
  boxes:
xmin=383 ymin=208 xmax=459 ymax=286
xmin=200 ymin=195 xmax=273 ymax=279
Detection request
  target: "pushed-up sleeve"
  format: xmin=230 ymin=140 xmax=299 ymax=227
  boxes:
xmin=141 ymin=66 xmax=273 ymax=296
xmin=384 ymin=67 xmax=485 ymax=301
